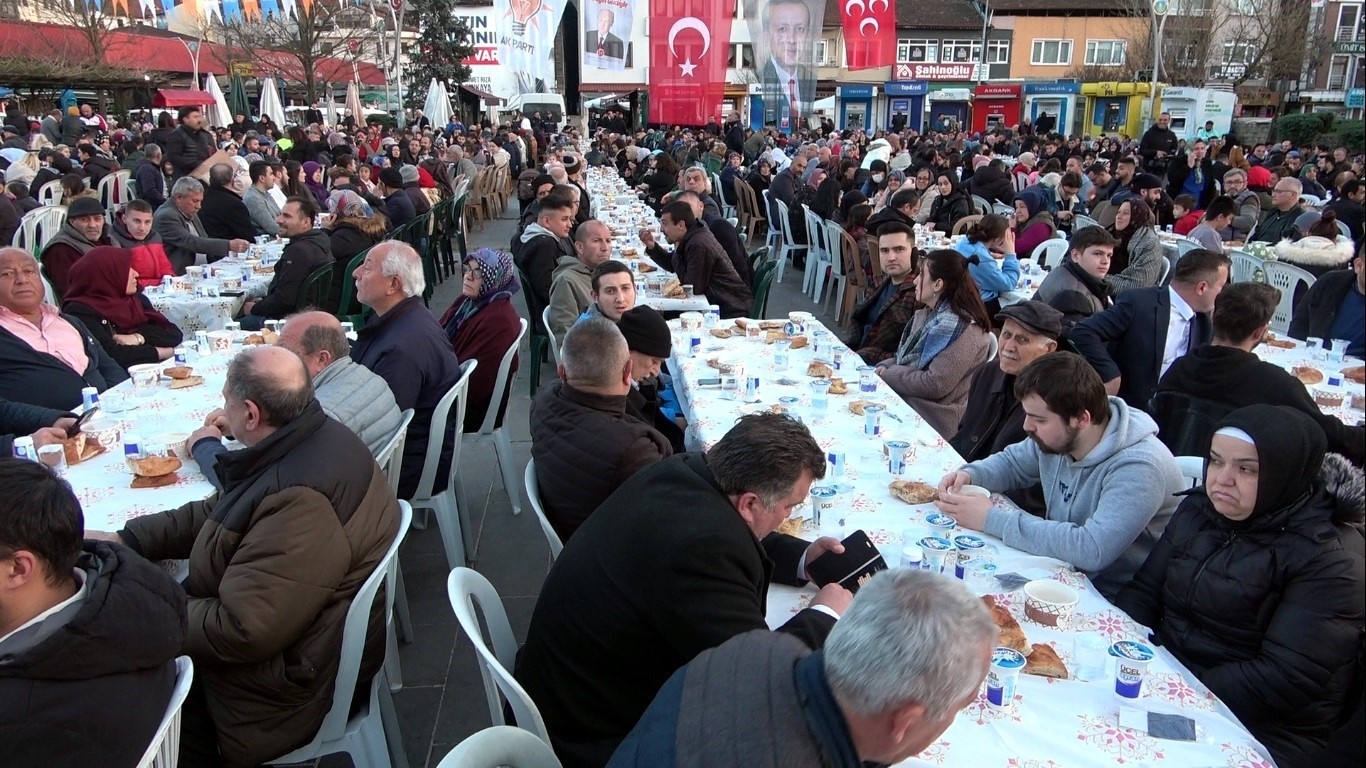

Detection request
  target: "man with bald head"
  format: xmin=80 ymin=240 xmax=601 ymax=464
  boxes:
xmin=548 ymin=219 xmax=613 ymax=340
xmin=89 ymin=344 xmax=401 ymax=767
xmin=189 ymin=311 xmax=404 ymax=485
xmin=198 ymin=162 xmax=260 ymax=242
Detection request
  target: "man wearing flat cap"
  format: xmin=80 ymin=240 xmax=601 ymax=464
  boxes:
xmin=949 ymin=300 xmax=1063 ymax=516
xmin=39 ymin=196 xmax=112 ymax=293
xmin=530 ymin=317 xmax=672 ymax=541
xmin=375 ymin=166 xmax=415 ymax=229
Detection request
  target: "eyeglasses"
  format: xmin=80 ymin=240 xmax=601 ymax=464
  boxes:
xmin=1272 ymin=188 xmax=1296 ymax=194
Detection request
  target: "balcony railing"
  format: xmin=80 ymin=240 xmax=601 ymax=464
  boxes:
xmin=1337 ymin=27 xmax=1364 ymax=42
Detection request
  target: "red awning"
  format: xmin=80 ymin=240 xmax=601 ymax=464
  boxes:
xmin=153 ymin=89 xmax=214 ymax=108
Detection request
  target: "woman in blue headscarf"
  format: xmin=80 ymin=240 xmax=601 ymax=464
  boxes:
xmin=1012 ymin=187 xmax=1056 ymax=262
xmin=440 ymin=247 xmax=522 ymax=433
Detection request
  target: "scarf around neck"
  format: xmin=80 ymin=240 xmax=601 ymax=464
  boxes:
xmin=896 ymin=301 xmax=968 ymax=370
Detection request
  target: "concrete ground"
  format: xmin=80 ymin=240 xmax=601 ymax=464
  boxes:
xmin=326 ymin=202 xmax=847 ymax=767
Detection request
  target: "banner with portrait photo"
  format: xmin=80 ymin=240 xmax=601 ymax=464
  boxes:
xmin=584 ymin=0 xmax=633 ymax=71
xmin=744 ymin=0 xmax=827 ymax=134
xmin=494 ymin=0 xmax=567 ymax=95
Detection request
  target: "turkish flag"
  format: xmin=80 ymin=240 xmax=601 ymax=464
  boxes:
xmin=648 ymin=0 xmax=732 ymax=126
xmin=841 ymin=0 xmax=896 ymax=70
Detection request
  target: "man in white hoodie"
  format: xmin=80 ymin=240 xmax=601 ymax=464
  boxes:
xmin=936 ymin=351 xmax=1183 ymax=598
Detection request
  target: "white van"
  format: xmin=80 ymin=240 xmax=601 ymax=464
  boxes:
xmin=497 ymin=93 xmax=566 ymax=130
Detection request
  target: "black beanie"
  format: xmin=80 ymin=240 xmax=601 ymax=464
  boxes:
xmin=616 ymin=306 xmax=671 ymax=359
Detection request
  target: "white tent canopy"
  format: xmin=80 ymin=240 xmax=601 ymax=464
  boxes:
xmin=346 ymin=81 xmax=365 ymax=127
xmin=259 ymin=76 xmax=286 ymax=127
xmin=203 ymin=75 xmax=231 ymax=130
xmin=422 ymin=78 xmax=453 ymax=131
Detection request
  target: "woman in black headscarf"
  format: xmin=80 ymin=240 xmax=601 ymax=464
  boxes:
xmin=1116 ymin=404 xmax=1364 ymax=768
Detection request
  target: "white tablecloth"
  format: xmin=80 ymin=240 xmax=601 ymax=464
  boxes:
xmin=666 ymin=318 xmax=1274 ymax=767
xmin=147 ymin=262 xmax=273 ymax=334
xmin=66 ymin=347 xmax=238 ymax=533
xmin=1257 ymin=339 xmax=1365 ymax=422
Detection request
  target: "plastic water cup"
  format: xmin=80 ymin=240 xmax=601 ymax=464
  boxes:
xmin=810 ymin=486 xmax=838 ymax=526
xmin=828 ymin=450 xmax=846 ymax=478
xmin=863 ymin=404 xmax=884 ymax=436
xmin=37 ymin=443 xmax=67 ymax=476
xmin=1073 ymin=634 xmax=1110 ymax=682
xmin=886 ymin=440 xmax=911 ymax=475
xmin=1329 ymin=339 xmax=1350 ymax=363
xmin=746 ymin=323 xmax=762 ymax=343
xmin=858 ymin=365 xmax=878 ymax=393
xmin=809 ymin=379 xmax=830 ymax=418
xmin=773 ymin=340 xmax=792 ymax=371
xmin=965 ymin=562 xmax=998 ymax=595
xmin=1110 ymin=640 xmax=1156 ymax=699
xmin=987 ymin=647 xmax=1026 ymax=708
xmin=919 ymin=536 xmax=955 ymax=574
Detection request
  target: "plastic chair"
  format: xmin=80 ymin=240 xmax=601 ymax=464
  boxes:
xmin=951 ymin=214 xmax=983 ymax=237
xmin=1335 ymin=220 xmax=1351 ymax=239
xmin=747 ymin=245 xmax=771 ymax=279
xmin=294 ymin=262 xmax=335 ymax=312
xmin=831 ymin=223 xmax=864 ymax=325
xmin=1174 ymin=455 xmax=1205 ymax=490
xmin=1012 ymin=173 xmax=1031 ymax=193
xmin=334 ymin=248 xmax=370 ymax=326
xmin=114 ymin=169 xmax=135 ymax=208
xmin=1173 ymin=237 xmax=1203 ymax=260
xmin=409 ymin=360 xmax=477 ymax=570
xmin=991 ymin=202 xmax=1015 ymax=217
xmin=434 ymin=726 xmax=562 ymax=768
xmin=134 ymin=656 xmax=194 ymax=768
xmin=751 ymin=260 xmax=777 ymax=318
xmin=800 ymin=204 xmax=828 ymax=300
xmin=522 ymin=459 xmax=565 ymax=561
xmin=1263 ymin=261 xmax=1316 ymax=334
xmin=267 ymin=501 xmax=412 ymax=768
xmin=375 ymin=410 xmax=416 ymax=675
xmin=1157 ymin=254 xmax=1172 ymax=287
xmin=446 ymin=567 xmax=552 ymax=747
xmin=763 ymin=189 xmax=783 ymax=258
xmin=38 ymin=179 xmax=63 ymax=206
xmin=15 ymin=205 xmax=68 ymax=257
xmin=96 ymin=172 xmax=120 ymax=213
xmin=970 ymin=194 xmax=991 ymax=215
xmin=1071 ymin=214 xmax=1101 ymax=231
xmin=1299 ymin=194 xmax=1323 ymax=208
xmin=739 ymin=179 xmax=766 ymax=246
xmin=1229 ymin=249 xmax=1262 ymax=283
xmin=517 ymin=266 xmax=550 ymax=394
xmin=1034 ymin=238 xmax=1070 ymax=270
xmin=821 ymin=219 xmax=849 ymax=320
xmin=542 ymin=306 xmax=562 ymax=366
xmin=985 ymin=331 xmax=999 ymax=362
xmin=460 ymin=318 xmax=528 ymax=535
xmin=773 ymin=198 xmax=808 ymax=284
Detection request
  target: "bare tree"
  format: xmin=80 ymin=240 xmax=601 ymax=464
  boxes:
xmin=214 ymin=2 xmax=374 ymax=104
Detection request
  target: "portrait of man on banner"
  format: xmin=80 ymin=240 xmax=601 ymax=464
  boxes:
xmin=584 ymin=0 xmax=632 ymax=71
xmin=747 ymin=0 xmax=821 ymax=134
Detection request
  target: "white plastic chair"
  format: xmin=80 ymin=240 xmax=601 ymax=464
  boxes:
xmin=1012 ymin=173 xmax=1031 ymax=193
xmin=38 ymin=179 xmax=63 ymax=206
xmin=267 ymin=501 xmax=412 ymax=768
xmin=1173 ymin=237 xmax=1203 ymax=260
xmin=410 ymin=360 xmax=477 ymax=570
xmin=522 ymin=459 xmax=565 ymax=561
xmin=773 ymin=198 xmax=808 ymax=284
xmin=13 ymin=205 xmax=67 ymax=257
xmin=1335 ymin=220 xmax=1351 ymax=239
xmin=801 ymin=204 xmax=829 ymax=301
xmin=971 ymin=194 xmax=992 ymax=215
xmin=1229 ymin=249 xmax=1262 ymax=283
xmin=114 ymin=169 xmax=135 ymax=207
xmin=434 ymin=726 xmax=562 ymax=768
xmin=1071 ymin=214 xmax=1100 ymax=231
xmin=542 ymin=306 xmax=562 ymax=367
xmin=134 ymin=656 xmax=194 ymax=768
xmin=1263 ymin=261 xmax=1316 ymax=335
xmin=1157 ymin=255 xmax=1173 ymax=287
xmin=96 ymin=172 xmax=121 ymax=213
xmin=460 ymin=318 xmax=529 ymax=544
xmin=762 ymin=189 xmax=784 ymax=263
xmin=1033 ymin=238 xmax=1070 ymax=270
xmin=447 ymin=567 xmax=552 ymax=747
xmin=1299 ymin=194 xmax=1323 ymax=208
xmin=822 ymin=219 xmax=849 ymax=319
xmin=1174 ymin=455 xmax=1204 ymax=489
xmin=991 ymin=202 xmax=1015 ymax=217
xmin=374 ymin=410 xmax=415 ymax=681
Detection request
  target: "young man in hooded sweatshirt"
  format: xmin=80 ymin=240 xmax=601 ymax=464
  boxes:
xmin=935 ymin=351 xmax=1184 ymax=598
xmin=515 ymin=190 xmax=577 ymax=310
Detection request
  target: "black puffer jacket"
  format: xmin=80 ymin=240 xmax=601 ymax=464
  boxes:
xmin=1116 ymin=453 xmax=1365 ymax=768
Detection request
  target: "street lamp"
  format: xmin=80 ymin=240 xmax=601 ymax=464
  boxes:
xmin=180 ymin=38 xmax=203 ymax=88
xmin=1149 ymin=0 xmax=1170 ymax=124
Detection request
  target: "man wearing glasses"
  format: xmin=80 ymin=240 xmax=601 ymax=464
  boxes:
xmin=1251 ymin=177 xmax=1305 ymax=244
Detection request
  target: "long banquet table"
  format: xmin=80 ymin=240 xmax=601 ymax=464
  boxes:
xmin=665 ymin=315 xmax=1277 ymax=767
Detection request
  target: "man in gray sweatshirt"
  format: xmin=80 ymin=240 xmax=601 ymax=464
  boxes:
xmin=936 ymin=351 xmax=1183 ymax=598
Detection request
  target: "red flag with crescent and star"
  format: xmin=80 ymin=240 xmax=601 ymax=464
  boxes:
xmin=648 ymin=0 xmax=732 ymax=125
xmin=841 ymin=0 xmax=896 ymax=70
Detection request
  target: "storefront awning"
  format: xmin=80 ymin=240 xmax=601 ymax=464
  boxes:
xmin=153 ymin=89 xmax=213 ymax=108
xmin=460 ymin=84 xmax=502 ymax=106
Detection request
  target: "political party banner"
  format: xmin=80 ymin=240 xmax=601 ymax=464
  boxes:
xmin=584 ymin=0 xmax=633 ymax=71
xmin=744 ymin=0 xmax=827 ymax=133
xmin=840 ymin=0 xmax=895 ymax=70
xmin=494 ymin=0 xmax=568 ymax=94
xmin=647 ymin=0 xmax=733 ymax=125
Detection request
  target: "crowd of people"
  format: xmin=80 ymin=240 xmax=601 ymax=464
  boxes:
xmin=0 ymin=96 xmax=1363 ymax=768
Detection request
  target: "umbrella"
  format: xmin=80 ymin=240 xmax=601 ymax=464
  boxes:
xmin=321 ymin=88 xmax=337 ymax=127
xmin=203 ymin=75 xmax=232 ymax=129
xmin=422 ymin=78 xmax=452 ymax=131
xmin=259 ymin=76 xmax=286 ymax=127
xmin=228 ymin=72 xmax=251 ymax=121
xmin=345 ymin=81 xmax=364 ymax=127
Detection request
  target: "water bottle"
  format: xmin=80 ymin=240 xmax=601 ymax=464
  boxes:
xmin=81 ymin=386 xmax=99 ymax=413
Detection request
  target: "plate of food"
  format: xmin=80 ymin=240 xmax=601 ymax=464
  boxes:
xmin=127 ymin=454 xmax=183 ymax=489
xmin=888 ymin=479 xmax=938 ymax=505
xmin=1292 ymin=365 xmax=1324 ymax=385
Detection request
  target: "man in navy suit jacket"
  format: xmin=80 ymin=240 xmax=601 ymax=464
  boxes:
xmin=1070 ymin=248 xmax=1230 ymax=410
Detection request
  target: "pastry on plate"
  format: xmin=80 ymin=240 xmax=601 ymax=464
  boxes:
xmin=1023 ymin=642 xmax=1069 ymax=679
xmin=243 ymin=333 xmax=266 ymax=346
xmin=888 ymin=480 xmax=938 ymax=504
xmin=848 ymin=399 xmax=873 ymax=415
xmin=807 ymin=361 xmax=833 ymax=378
xmin=1343 ymin=365 xmax=1365 ymax=385
xmin=788 ymin=335 xmax=809 ymax=349
xmin=163 ymin=365 xmax=194 ymax=380
xmin=169 ymin=375 xmax=206 ymax=389
xmin=776 ymin=516 xmax=813 ymax=536
xmin=709 ymin=327 xmax=732 ymax=339
xmin=764 ymin=330 xmax=791 ymax=344
xmin=981 ymin=595 xmax=1029 ymax=655
xmin=1292 ymin=365 xmax=1324 ymax=385
xmin=827 ymin=378 xmax=848 ymax=395
xmin=61 ymin=432 xmax=106 ymax=465
xmin=661 ymin=278 xmax=687 ymax=299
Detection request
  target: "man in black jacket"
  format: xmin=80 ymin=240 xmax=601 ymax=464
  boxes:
xmin=76 ymin=143 xmax=117 ymax=186
xmin=866 ymin=186 xmax=921 ymax=233
xmin=1137 ymin=112 xmax=1178 ymax=174
xmin=641 ymin=200 xmax=752 ymax=318
xmin=0 ymin=458 xmax=186 ymax=768
xmin=198 ymin=163 xmax=261 ymax=242
xmin=530 ymin=318 xmax=672 ymax=541
xmin=617 ymin=306 xmax=686 ymax=452
xmin=950 ymin=301 xmax=1062 ymax=515
xmin=676 ymin=190 xmax=751 ymax=287
xmin=968 ymin=158 xmax=1015 ymax=205
xmin=515 ymin=412 xmax=854 ymax=768
xmin=0 ymin=396 xmax=74 ymax=456
xmin=1289 ymin=252 xmax=1364 ymax=358
xmin=1156 ymin=282 xmax=1364 ymax=464
xmin=374 ymin=166 xmax=415 ymax=230
xmin=133 ymin=143 xmax=167 ymax=209
xmin=240 ymin=196 xmax=333 ymax=328
xmin=1071 ymin=248 xmax=1229 ymax=410
xmin=516 ymin=191 xmax=577 ymax=310
xmin=1324 ymin=179 xmax=1364 ymax=251
xmin=163 ymin=106 xmax=214 ymax=180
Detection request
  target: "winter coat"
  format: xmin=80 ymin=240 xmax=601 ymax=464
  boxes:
xmin=952 ymin=237 xmax=1022 ymax=303
xmin=62 ymin=298 xmax=183 ymax=371
xmin=547 ymin=255 xmax=593 ymax=342
xmin=198 ymin=184 xmax=260 ymax=242
xmin=966 ymin=397 xmax=1184 ymax=597
xmin=515 ymin=222 xmax=574 ymax=310
xmin=132 ymin=158 xmax=166 ymax=209
xmin=382 ymin=190 xmax=416 ymax=230
xmin=948 ymin=361 xmax=1046 ymax=516
xmin=0 ymin=541 xmax=186 ymax=768
xmin=241 ymin=185 xmax=280 ymax=237
xmin=529 ymin=381 xmax=673 ymax=541
xmin=352 ymin=295 xmax=462 ymax=499
xmin=878 ymin=308 xmax=991 ymax=438
xmin=162 ymin=124 xmax=214 ymax=179
xmin=1037 ymin=259 xmax=1112 ymax=316
xmin=1107 ymin=225 xmax=1165 ymax=294
xmin=929 ymin=189 xmax=972 ymax=234
xmin=153 ymin=199 xmax=232 ymax=275
xmin=40 ymin=222 xmax=111 ymax=295
xmin=449 ymin=296 xmax=521 ymax=434
xmin=968 ymin=165 xmax=1015 ymax=205
xmin=848 ymin=277 xmax=920 ymax=365
xmin=250 ymin=228 xmax=333 ymax=318
xmin=514 ymin=452 xmax=835 ymax=768
xmin=327 ymin=216 xmax=385 ymax=302
xmin=1289 ymin=268 xmax=1358 ymax=346
xmin=123 ymin=402 xmax=400 ymax=768
xmin=1115 ymin=456 xmax=1364 ymax=768
xmin=649 ymin=223 xmax=752 ymax=318
xmin=0 ymin=310 xmax=127 ymax=411
xmin=1273 ymin=235 xmax=1355 ymax=279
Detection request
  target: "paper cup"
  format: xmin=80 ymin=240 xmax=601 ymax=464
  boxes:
xmin=155 ymin=432 xmax=191 ymax=459
xmin=208 ymin=331 xmax=235 ymax=352
xmin=1110 ymin=640 xmax=1155 ymax=699
xmin=1024 ymin=580 xmax=1081 ymax=628
xmin=987 ymin=647 xmax=1026 ymax=708
xmin=83 ymin=418 xmax=121 ymax=449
